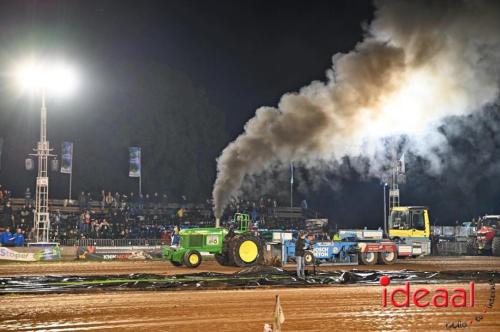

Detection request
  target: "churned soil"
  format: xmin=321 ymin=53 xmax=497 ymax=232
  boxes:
xmin=0 ymin=283 xmax=498 ymax=331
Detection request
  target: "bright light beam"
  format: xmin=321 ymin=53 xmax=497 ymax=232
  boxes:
xmin=15 ymin=59 xmax=78 ymax=97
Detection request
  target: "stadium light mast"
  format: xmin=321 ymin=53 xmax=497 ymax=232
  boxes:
xmin=15 ymin=59 xmax=78 ymax=243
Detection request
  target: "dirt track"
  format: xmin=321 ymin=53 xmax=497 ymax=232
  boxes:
xmin=0 ymin=257 xmax=499 ymax=331
xmin=0 ymin=283 xmax=498 ymax=331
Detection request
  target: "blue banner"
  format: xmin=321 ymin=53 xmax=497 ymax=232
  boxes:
xmin=60 ymin=142 xmax=73 ymax=174
xmin=129 ymin=147 xmax=141 ymax=177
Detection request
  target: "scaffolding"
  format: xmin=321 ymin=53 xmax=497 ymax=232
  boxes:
xmin=30 ymin=93 xmax=54 ymax=243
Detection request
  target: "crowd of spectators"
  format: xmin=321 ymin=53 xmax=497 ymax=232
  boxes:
xmin=0 ymin=185 xmax=301 ymax=245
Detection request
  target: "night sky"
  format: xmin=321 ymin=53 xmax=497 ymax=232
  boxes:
xmin=0 ymin=0 xmax=499 ymax=227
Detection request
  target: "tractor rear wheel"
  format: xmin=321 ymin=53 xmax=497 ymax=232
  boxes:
xmin=183 ymin=250 xmax=202 ymax=268
xmin=492 ymin=237 xmax=500 ymax=257
xmin=359 ymin=251 xmax=378 ymax=265
xmin=377 ymin=251 xmax=397 ymax=265
xmin=230 ymin=235 xmax=263 ymax=267
xmin=303 ymin=251 xmax=315 ymax=265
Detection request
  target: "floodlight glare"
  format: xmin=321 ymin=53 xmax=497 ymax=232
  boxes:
xmin=15 ymin=60 xmax=78 ymax=97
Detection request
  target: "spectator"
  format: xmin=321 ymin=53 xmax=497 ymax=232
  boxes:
xmin=105 ymin=192 xmax=114 ymax=208
xmin=14 ymin=228 xmax=25 ymax=247
xmin=112 ymin=192 xmax=119 ymax=208
xmin=1 ymin=226 xmax=15 ymax=247
xmin=176 ymin=207 xmax=185 ymax=220
xmin=86 ymin=192 xmax=92 ymax=209
xmin=2 ymin=201 xmax=13 ymax=229
xmin=100 ymin=190 xmax=106 ymax=209
xmin=78 ymin=192 xmax=86 ymax=210
xmin=295 ymin=232 xmax=306 ymax=279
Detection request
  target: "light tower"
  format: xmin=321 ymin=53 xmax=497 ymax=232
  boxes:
xmin=31 ymin=91 xmax=53 ymax=243
xmin=15 ymin=59 xmax=78 ymax=243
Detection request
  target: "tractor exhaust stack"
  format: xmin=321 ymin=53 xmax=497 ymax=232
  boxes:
xmin=216 ymin=218 xmax=220 ymax=228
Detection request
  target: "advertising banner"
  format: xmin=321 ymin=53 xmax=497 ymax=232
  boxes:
xmin=128 ymin=147 xmax=141 ymax=177
xmin=60 ymin=141 xmax=73 ymax=174
xmin=77 ymin=246 xmax=156 ymax=260
xmin=0 ymin=246 xmax=61 ymax=262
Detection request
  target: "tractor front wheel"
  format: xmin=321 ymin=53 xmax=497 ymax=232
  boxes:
xmin=183 ymin=250 xmax=202 ymax=268
xmin=492 ymin=237 xmax=500 ymax=257
xmin=359 ymin=251 xmax=378 ymax=265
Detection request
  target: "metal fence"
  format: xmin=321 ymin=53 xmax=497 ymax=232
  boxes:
xmin=60 ymin=238 xmax=163 ymax=246
xmin=431 ymin=226 xmax=475 ymax=238
xmin=436 ymin=241 xmax=469 ymax=256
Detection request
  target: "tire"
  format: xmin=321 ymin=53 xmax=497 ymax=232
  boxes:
xmin=303 ymin=251 xmax=315 ymax=265
xmin=183 ymin=250 xmax=202 ymax=268
xmin=466 ymin=239 xmax=477 ymax=256
xmin=359 ymin=251 xmax=378 ymax=265
xmin=230 ymin=234 xmax=263 ymax=267
xmin=214 ymin=253 xmax=230 ymax=266
xmin=492 ymin=237 xmax=500 ymax=257
xmin=170 ymin=260 xmax=183 ymax=267
xmin=377 ymin=251 xmax=397 ymax=265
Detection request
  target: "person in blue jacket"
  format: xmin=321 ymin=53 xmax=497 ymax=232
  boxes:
xmin=1 ymin=227 xmax=15 ymax=247
xmin=14 ymin=228 xmax=25 ymax=247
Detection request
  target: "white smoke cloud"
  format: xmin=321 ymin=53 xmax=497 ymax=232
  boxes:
xmin=212 ymin=0 xmax=500 ymax=218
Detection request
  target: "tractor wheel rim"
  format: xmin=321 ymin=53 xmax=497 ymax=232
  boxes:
xmin=365 ymin=252 xmax=375 ymax=262
xmin=385 ymin=252 xmax=395 ymax=261
xmin=189 ymin=254 xmax=199 ymax=265
xmin=305 ymin=254 xmax=312 ymax=263
xmin=239 ymin=240 xmax=258 ymax=263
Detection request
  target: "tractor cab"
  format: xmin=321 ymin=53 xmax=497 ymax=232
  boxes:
xmin=388 ymin=206 xmax=430 ymax=240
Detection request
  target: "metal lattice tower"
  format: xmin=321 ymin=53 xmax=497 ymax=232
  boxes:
xmin=31 ymin=93 xmax=53 ymax=243
xmin=388 ymin=159 xmax=399 ymax=209
xmin=388 ymin=154 xmax=405 ymax=210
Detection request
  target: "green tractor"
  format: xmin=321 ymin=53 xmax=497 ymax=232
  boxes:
xmin=162 ymin=213 xmax=264 ymax=268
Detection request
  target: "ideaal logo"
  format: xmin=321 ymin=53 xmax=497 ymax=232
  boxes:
xmin=380 ymin=275 xmax=496 ymax=329
xmin=380 ymin=275 xmax=474 ymax=308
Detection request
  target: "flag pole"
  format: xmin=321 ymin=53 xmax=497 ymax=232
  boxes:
xmin=139 ymin=173 xmax=142 ymax=196
xmin=69 ymin=169 xmax=72 ymax=201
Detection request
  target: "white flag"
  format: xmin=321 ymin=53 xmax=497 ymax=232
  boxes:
xmin=273 ymin=295 xmax=285 ymax=332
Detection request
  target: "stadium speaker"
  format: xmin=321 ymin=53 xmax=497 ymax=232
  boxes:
xmin=51 ymin=159 xmax=59 ymax=172
xmin=25 ymin=158 xmax=34 ymax=171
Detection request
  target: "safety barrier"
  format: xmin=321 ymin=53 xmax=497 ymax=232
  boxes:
xmin=60 ymin=238 xmax=164 ymax=247
xmin=436 ymin=241 xmax=469 ymax=256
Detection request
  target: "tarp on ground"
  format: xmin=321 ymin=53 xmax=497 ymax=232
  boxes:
xmin=0 ymin=266 xmax=498 ymax=294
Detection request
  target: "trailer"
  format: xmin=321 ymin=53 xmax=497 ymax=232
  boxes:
xmin=276 ymin=228 xmax=425 ymax=266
